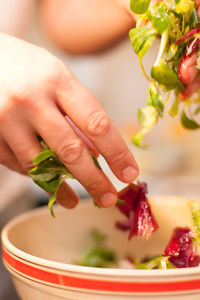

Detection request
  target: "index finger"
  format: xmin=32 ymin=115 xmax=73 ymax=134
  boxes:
xmin=56 ymin=68 xmax=139 ymax=183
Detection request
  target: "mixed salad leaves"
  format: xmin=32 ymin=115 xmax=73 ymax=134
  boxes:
xmin=115 ymin=182 xmax=200 ymax=269
xmin=75 ymin=226 xmax=200 ymax=269
xmin=74 ymin=229 xmax=117 ymax=268
xmin=27 ymin=0 xmax=200 ymax=270
xmin=116 ymin=182 xmax=159 ymax=240
xmin=28 ymin=140 xmax=101 ymax=217
xmin=29 ymin=146 xmax=200 ymax=270
xmin=129 ymin=0 xmax=200 ymax=147
xmin=75 ymin=188 xmax=200 ymax=270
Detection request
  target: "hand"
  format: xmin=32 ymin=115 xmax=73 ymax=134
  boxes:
xmin=117 ymin=0 xmax=131 ymax=10
xmin=0 ymin=33 xmax=139 ymax=209
xmin=40 ymin=0 xmax=136 ymax=54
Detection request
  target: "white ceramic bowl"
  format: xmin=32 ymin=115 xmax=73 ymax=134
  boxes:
xmin=2 ymin=196 xmax=200 ymax=300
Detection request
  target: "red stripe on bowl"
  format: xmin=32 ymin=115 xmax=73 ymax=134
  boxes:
xmin=2 ymin=248 xmax=200 ymax=293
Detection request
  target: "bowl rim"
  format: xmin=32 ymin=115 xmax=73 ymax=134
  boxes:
xmin=2 ymin=196 xmax=200 ymax=278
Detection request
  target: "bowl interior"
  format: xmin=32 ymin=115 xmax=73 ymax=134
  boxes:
xmin=3 ymin=196 xmax=195 ymax=265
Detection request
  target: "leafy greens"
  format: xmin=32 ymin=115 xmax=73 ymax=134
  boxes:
xmin=75 ymin=202 xmax=200 ymax=269
xmin=28 ymin=140 xmax=100 ymax=217
xmin=129 ymin=0 xmax=200 ymax=147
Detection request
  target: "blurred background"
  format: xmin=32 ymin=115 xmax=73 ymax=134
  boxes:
xmin=1 ymin=1 xmax=200 ymax=299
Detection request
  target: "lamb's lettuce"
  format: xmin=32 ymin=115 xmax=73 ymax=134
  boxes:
xmin=129 ymin=27 xmax=157 ymax=58
xmin=151 ymin=59 xmax=182 ymax=90
xmin=169 ymin=97 xmax=180 ymax=117
xmin=129 ymin=0 xmax=200 ymax=147
xmin=181 ymin=110 xmax=200 ymax=129
xmin=130 ymin=0 xmax=151 ymax=14
xmin=191 ymin=202 xmax=200 ymax=247
xmin=176 ymin=0 xmax=195 ymax=22
xmin=146 ymin=2 xmax=171 ymax=34
xmin=74 ymin=229 xmax=117 ymax=268
xmin=138 ymin=256 xmax=172 ymax=269
xmin=129 ymin=27 xmax=156 ymax=79
xmin=28 ymin=141 xmax=100 ymax=217
xmin=146 ymin=83 xmax=164 ymax=116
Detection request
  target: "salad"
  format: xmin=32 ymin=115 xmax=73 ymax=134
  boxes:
xmin=75 ymin=182 xmax=200 ymax=270
xmin=27 ymin=0 xmax=200 ymax=270
xmin=75 ymin=226 xmax=200 ymax=270
xmin=129 ymin=0 xmax=200 ymax=147
xmin=28 ymin=0 xmax=200 ymax=216
xmin=28 ymin=140 xmax=101 ymax=217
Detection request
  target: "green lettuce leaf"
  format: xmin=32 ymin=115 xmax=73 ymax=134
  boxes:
xmin=181 ymin=110 xmax=200 ymax=129
xmin=130 ymin=0 xmax=151 ymax=14
xmin=146 ymin=83 xmax=164 ymax=116
xmin=176 ymin=0 xmax=195 ymax=23
xmin=132 ymin=128 xmax=149 ymax=148
xmin=191 ymin=7 xmax=199 ymax=28
xmin=132 ymin=106 xmax=158 ymax=148
xmin=129 ymin=27 xmax=157 ymax=59
xmin=139 ymin=256 xmax=173 ymax=269
xmin=169 ymin=97 xmax=180 ymax=117
xmin=33 ymin=175 xmax=60 ymax=194
xmin=151 ymin=59 xmax=183 ymax=90
xmin=48 ymin=191 xmax=57 ymax=217
xmin=75 ymin=229 xmax=117 ymax=268
xmin=29 ymin=142 xmax=101 ymax=217
xmin=138 ymin=106 xmax=157 ymax=128
xmin=129 ymin=27 xmax=157 ymax=79
xmin=166 ymin=44 xmax=179 ymax=62
xmin=196 ymin=50 xmax=200 ymax=70
xmin=191 ymin=202 xmax=200 ymax=247
xmin=33 ymin=149 xmax=55 ymax=165
xmin=147 ymin=2 xmax=170 ymax=34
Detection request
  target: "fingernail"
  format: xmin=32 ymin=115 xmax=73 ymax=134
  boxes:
xmin=122 ymin=166 xmax=138 ymax=182
xmin=100 ymin=193 xmax=117 ymax=208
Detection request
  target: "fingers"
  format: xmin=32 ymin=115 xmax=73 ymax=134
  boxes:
xmin=56 ymin=182 xmax=79 ymax=209
xmin=0 ymin=116 xmax=84 ymax=208
xmin=56 ymin=71 xmax=139 ymax=183
xmin=29 ymin=101 xmax=118 ymax=207
xmin=1 ymin=120 xmax=42 ymax=172
xmin=0 ymin=137 xmax=25 ymax=174
xmin=66 ymin=116 xmax=99 ymax=158
xmin=0 ymin=118 xmax=81 ymax=209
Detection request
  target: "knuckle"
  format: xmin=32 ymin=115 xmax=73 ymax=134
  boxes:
xmin=19 ymin=155 xmax=34 ymax=171
xmin=10 ymin=144 xmax=34 ymax=171
xmin=56 ymin=71 xmax=77 ymax=101
xmin=11 ymin=94 xmax=27 ymax=106
xmin=12 ymin=94 xmax=41 ymax=112
xmin=108 ymin=147 xmax=128 ymax=166
xmin=21 ymin=160 xmax=34 ymax=172
xmin=87 ymin=111 xmax=111 ymax=137
xmin=58 ymin=139 xmax=84 ymax=165
xmin=86 ymin=179 xmax=104 ymax=196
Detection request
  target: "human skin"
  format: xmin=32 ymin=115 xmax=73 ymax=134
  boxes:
xmin=40 ymin=0 xmax=136 ymax=55
xmin=0 ymin=33 xmax=139 ymax=209
xmin=39 ymin=0 xmax=162 ymax=55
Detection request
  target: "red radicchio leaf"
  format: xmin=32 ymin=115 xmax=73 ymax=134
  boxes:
xmin=186 ymin=38 xmax=200 ymax=56
xmin=115 ymin=182 xmax=159 ymax=240
xmin=125 ymin=255 xmax=135 ymax=264
xmin=178 ymin=51 xmax=199 ymax=85
xmin=163 ymin=227 xmax=200 ymax=268
xmin=176 ymin=28 xmax=200 ymax=45
xmin=116 ymin=218 xmax=132 ymax=231
xmin=130 ymin=197 xmax=158 ymax=240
